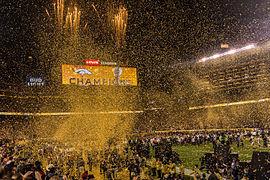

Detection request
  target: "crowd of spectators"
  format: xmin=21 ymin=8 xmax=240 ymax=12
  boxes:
xmin=0 ymin=129 xmax=269 ymax=180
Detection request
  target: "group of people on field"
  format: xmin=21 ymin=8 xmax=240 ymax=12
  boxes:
xmin=0 ymin=129 xmax=269 ymax=180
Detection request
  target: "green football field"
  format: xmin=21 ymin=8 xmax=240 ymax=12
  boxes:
xmin=172 ymin=140 xmax=270 ymax=170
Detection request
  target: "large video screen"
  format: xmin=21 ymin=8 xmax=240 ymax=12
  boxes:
xmin=62 ymin=64 xmax=137 ymax=86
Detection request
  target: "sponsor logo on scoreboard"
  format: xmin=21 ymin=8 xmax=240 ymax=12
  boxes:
xmin=85 ymin=59 xmax=117 ymax=66
xmin=26 ymin=77 xmax=46 ymax=87
xmin=85 ymin=59 xmax=100 ymax=66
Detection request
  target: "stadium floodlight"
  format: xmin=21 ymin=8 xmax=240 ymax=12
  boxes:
xmin=212 ymin=54 xmax=221 ymax=59
xmin=200 ymin=57 xmax=207 ymax=62
xmin=243 ymin=44 xmax=255 ymax=50
xmin=227 ymin=49 xmax=236 ymax=55
xmin=189 ymin=97 xmax=270 ymax=110
xmin=198 ymin=44 xmax=255 ymax=63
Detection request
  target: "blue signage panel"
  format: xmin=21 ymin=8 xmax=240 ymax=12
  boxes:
xmin=26 ymin=77 xmax=46 ymax=87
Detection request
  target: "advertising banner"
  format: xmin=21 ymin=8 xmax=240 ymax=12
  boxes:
xmin=85 ymin=59 xmax=117 ymax=66
xmin=62 ymin=64 xmax=137 ymax=86
xmin=85 ymin=59 xmax=100 ymax=66
xmin=26 ymin=77 xmax=46 ymax=87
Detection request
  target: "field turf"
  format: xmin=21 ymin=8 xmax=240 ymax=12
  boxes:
xmin=172 ymin=140 xmax=270 ymax=170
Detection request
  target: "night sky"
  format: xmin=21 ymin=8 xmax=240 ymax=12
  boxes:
xmin=0 ymin=0 xmax=269 ymax=91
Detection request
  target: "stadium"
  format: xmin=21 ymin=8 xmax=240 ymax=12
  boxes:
xmin=142 ymin=40 xmax=270 ymax=131
xmin=1 ymin=0 xmax=270 ymax=180
xmin=2 ymin=41 xmax=269 ymax=180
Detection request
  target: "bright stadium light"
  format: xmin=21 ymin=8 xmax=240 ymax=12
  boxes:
xmin=243 ymin=44 xmax=255 ymax=50
xmin=226 ymin=49 xmax=236 ymax=55
xmin=189 ymin=97 xmax=270 ymax=110
xmin=212 ymin=54 xmax=221 ymax=59
xmin=200 ymin=57 xmax=207 ymax=62
xmin=198 ymin=43 xmax=255 ymax=63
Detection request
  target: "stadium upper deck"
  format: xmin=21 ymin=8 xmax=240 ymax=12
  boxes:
xmin=193 ymin=40 xmax=270 ymax=92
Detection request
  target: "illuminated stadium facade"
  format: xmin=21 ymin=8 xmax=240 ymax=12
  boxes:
xmin=185 ymin=40 xmax=270 ymax=128
xmin=1 ymin=40 xmax=269 ymax=130
xmin=147 ymin=40 xmax=270 ymax=130
xmin=194 ymin=42 xmax=270 ymax=93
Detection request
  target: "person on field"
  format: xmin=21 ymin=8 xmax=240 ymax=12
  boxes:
xmin=208 ymin=169 xmax=218 ymax=180
xmin=178 ymin=160 xmax=184 ymax=180
xmin=190 ymin=164 xmax=202 ymax=180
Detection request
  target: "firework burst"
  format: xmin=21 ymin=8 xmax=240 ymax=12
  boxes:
xmin=64 ymin=6 xmax=81 ymax=39
xmin=48 ymin=0 xmax=81 ymax=41
xmin=107 ymin=1 xmax=128 ymax=49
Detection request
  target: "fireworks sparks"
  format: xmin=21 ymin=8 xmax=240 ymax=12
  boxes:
xmin=48 ymin=0 xmax=81 ymax=40
xmin=112 ymin=6 xmax=128 ymax=48
xmin=92 ymin=3 xmax=101 ymax=23
xmin=82 ymin=23 xmax=88 ymax=32
xmin=64 ymin=6 xmax=81 ymax=38
xmin=107 ymin=2 xmax=128 ymax=48
xmin=45 ymin=8 xmax=50 ymax=18
xmin=91 ymin=1 xmax=128 ymax=48
xmin=54 ymin=0 xmax=65 ymax=30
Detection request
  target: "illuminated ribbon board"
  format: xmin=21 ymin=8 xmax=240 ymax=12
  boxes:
xmin=153 ymin=128 xmax=255 ymax=134
xmin=0 ymin=111 xmax=143 ymax=116
xmin=189 ymin=98 xmax=270 ymax=110
xmin=198 ymin=44 xmax=255 ymax=63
